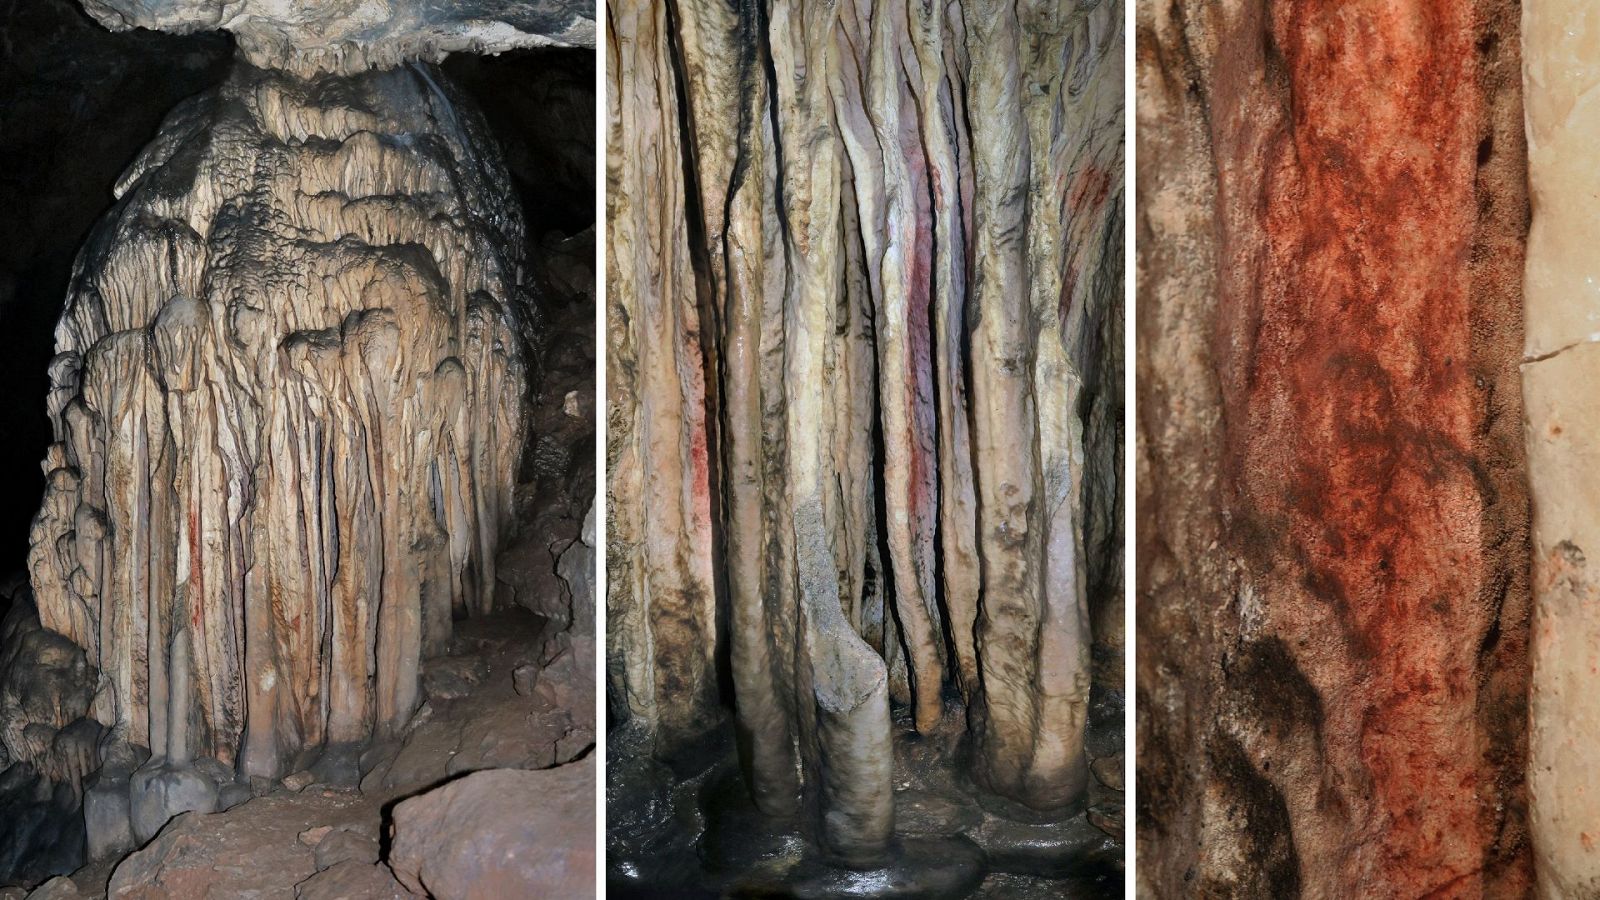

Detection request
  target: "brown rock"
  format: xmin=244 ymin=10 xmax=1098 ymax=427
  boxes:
xmin=313 ymin=828 xmax=381 ymax=871
xmin=421 ymin=657 xmax=488 ymax=703
xmin=1090 ymin=755 xmax=1123 ymax=792
xmin=295 ymin=862 xmax=416 ymax=900
xmin=389 ymin=762 xmax=594 ymax=898
xmin=24 ymin=878 xmax=82 ymax=900
xmin=511 ymin=663 xmax=538 ymax=697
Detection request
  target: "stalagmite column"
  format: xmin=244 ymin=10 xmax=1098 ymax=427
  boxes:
xmin=607 ymin=0 xmax=1123 ymax=864
xmin=16 ymin=0 xmax=593 ymax=800
xmin=1522 ymin=3 xmax=1600 ymax=895
xmin=1137 ymin=0 xmax=1533 ymax=896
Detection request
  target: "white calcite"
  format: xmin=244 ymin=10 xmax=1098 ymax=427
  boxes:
xmin=27 ymin=60 xmax=527 ymax=782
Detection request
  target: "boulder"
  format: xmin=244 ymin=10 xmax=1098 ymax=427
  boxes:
xmin=389 ymin=762 xmax=594 ymax=898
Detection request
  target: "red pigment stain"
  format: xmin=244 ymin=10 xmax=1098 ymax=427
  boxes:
xmin=1211 ymin=1 xmax=1502 ymax=895
xmin=684 ymin=330 xmax=712 ymax=513
xmin=902 ymin=114 xmax=937 ymax=543
xmin=188 ymin=504 xmax=204 ymax=630
xmin=1068 ymin=164 xmax=1112 ymax=217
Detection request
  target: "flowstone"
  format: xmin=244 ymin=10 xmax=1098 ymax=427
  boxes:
xmin=0 ymin=0 xmax=595 ymax=885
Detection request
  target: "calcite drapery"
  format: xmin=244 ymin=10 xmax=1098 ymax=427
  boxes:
xmin=1522 ymin=2 xmax=1600 ymax=896
xmin=1136 ymin=0 xmax=1532 ymax=896
xmin=20 ymin=0 xmax=593 ymax=788
xmin=608 ymin=0 xmax=1122 ymax=861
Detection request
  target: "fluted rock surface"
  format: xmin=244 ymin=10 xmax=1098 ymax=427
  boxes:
xmin=27 ymin=58 xmax=528 ymax=782
xmin=608 ymin=0 xmax=1122 ymax=867
xmin=1136 ymin=0 xmax=1532 ymax=896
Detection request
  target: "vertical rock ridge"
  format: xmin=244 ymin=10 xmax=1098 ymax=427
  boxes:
xmin=1136 ymin=0 xmax=1533 ymax=895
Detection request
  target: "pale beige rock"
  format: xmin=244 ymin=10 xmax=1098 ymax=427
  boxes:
xmin=1523 ymin=4 xmax=1600 ymax=897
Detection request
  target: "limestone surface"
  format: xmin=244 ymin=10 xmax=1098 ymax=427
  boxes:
xmin=0 ymin=0 xmax=598 ymax=886
xmin=1522 ymin=2 xmax=1600 ymax=896
xmin=79 ymin=0 xmax=594 ymax=76
xmin=28 ymin=59 xmax=527 ymax=790
xmin=608 ymin=0 xmax=1122 ymax=875
xmin=1135 ymin=0 xmax=1532 ymax=896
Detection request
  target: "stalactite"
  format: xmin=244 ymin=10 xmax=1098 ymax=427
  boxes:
xmin=607 ymin=0 xmax=1123 ymax=867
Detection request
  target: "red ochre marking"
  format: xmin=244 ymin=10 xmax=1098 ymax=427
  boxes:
xmin=1068 ymin=164 xmax=1112 ymax=218
xmin=684 ymin=331 xmax=712 ymax=513
xmin=188 ymin=504 xmax=204 ymax=630
xmin=1216 ymin=1 xmax=1498 ymax=894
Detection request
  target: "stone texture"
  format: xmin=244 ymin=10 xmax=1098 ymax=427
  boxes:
xmin=389 ymin=762 xmax=594 ymax=899
xmin=1523 ymin=3 xmax=1600 ymax=896
xmin=556 ymin=503 xmax=596 ymax=636
xmin=2 ymin=0 xmax=596 ymax=887
xmin=295 ymin=861 xmax=415 ymax=900
xmin=22 ymin=878 xmax=80 ymax=900
xmin=1135 ymin=0 xmax=1532 ymax=896
xmin=28 ymin=57 xmax=529 ymax=783
xmin=89 ymin=604 xmax=587 ymax=898
xmin=80 ymin=0 xmax=594 ymax=76
xmin=607 ymin=0 xmax=1123 ymax=871
xmin=312 ymin=828 xmax=381 ymax=871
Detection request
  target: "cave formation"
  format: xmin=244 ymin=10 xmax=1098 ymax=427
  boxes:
xmin=1133 ymin=0 xmax=1535 ymax=897
xmin=606 ymin=0 xmax=1125 ymax=895
xmin=1523 ymin=1 xmax=1600 ymax=896
xmin=0 ymin=0 xmax=597 ymax=894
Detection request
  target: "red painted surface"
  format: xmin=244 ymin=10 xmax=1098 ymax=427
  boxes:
xmin=1207 ymin=1 xmax=1519 ymax=895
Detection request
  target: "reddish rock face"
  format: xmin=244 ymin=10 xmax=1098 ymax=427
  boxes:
xmin=1137 ymin=0 xmax=1531 ymax=896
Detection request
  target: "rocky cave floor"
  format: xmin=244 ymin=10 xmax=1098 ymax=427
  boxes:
xmin=608 ymin=687 xmax=1124 ymax=898
xmin=1 ymin=603 xmax=594 ymax=900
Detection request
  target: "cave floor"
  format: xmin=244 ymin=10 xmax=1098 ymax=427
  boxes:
xmin=608 ymin=689 xmax=1125 ymax=899
xmin=6 ymin=606 xmax=594 ymax=899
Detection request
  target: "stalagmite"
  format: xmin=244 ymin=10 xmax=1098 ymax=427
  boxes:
xmin=1522 ymin=2 xmax=1600 ymax=895
xmin=3 ymin=0 xmax=594 ymax=860
xmin=607 ymin=0 xmax=1123 ymax=879
xmin=1136 ymin=0 xmax=1533 ymax=896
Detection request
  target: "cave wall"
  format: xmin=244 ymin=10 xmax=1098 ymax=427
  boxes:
xmin=608 ymin=0 xmax=1123 ymax=859
xmin=1522 ymin=1 xmax=1600 ymax=895
xmin=1135 ymin=0 xmax=1532 ymax=896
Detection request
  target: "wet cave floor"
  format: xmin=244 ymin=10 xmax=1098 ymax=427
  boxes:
xmin=608 ymin=688 xmax=1125 ymax=899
